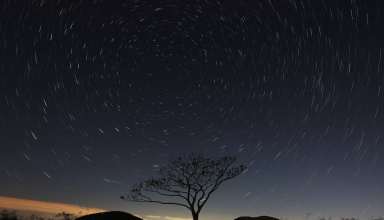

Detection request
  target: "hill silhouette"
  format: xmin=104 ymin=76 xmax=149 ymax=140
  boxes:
xmin=75 ymin=211 xmax=142 ymax=220
xmin=234 ymin=216 xmax=280 ymax=220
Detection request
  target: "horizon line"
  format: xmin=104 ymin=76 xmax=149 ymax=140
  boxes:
xmin=0 ymin=196 xmax=106 ymax=216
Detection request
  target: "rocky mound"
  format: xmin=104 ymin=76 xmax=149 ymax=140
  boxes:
xmin=234 ymin=216 xmax=280 ymax=220
xmin=76 ymin=211 xmax=142 ymax=220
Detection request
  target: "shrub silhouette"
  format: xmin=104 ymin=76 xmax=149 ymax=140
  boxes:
xmin=55 ymin=212 xmax=75 ymax=220
xmin=0 ymin=210 xmax=18 ymax=220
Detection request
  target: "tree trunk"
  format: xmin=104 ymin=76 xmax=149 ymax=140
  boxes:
xmin=192 ymin=212 xmax=199 ymax=220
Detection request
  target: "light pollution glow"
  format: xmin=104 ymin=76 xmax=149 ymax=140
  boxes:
xmin=0 ymin=196 xmax=105 ymax=215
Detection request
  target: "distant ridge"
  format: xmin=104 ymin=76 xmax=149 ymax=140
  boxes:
xmin=0 ymin=196 xmax=104 ymax=215
xmin=234 ymin=216 xmax=280 ymax=220
xmin=76 ymin=211 xmax=142 ymax=220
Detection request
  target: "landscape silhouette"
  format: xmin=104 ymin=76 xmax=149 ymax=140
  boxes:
xmin=2 ymin=154 xmax=383 ymax=220
xmin=1 ymin=154 xmax=274 ymax=220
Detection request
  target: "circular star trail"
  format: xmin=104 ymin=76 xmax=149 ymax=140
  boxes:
xmin=0 ymin=1 xmax=383 ymax=220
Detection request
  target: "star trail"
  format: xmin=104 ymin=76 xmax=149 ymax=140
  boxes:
xmin=0 ymin=1 xmax=383 ymax=220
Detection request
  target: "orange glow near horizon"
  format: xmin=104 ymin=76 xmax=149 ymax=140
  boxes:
xmin=0 ymin=196 xmax=106 ymax=215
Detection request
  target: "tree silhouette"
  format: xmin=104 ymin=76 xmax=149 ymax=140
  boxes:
xmin=121 ymin=153 xmax=247 ymax=220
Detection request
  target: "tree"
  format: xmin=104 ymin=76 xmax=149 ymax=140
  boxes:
xmin=121 ymin=153 xmax=247 ymax=220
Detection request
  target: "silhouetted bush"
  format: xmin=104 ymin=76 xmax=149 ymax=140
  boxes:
xmin=0 ymin=210 xmax=76 ymax=220
xmin=0 ymin=210 xmax=18 ymax=220
xmin=55 ymin=213 xmax=74 ymax=220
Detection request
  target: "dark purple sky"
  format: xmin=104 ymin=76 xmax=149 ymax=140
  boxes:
xmin=0 ymin=1 xmax=383 ymax=220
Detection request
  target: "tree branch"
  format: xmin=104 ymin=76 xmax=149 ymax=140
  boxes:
xmin=124 ymin=198 xmax=190 ymax=209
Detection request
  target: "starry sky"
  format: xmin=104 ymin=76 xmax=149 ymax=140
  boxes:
xmin=0 ymin=0 xmax=384 ymax=220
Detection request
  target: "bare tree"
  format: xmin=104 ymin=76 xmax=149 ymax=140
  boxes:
xmin=121 ymin=153 xmax=247 ymax=220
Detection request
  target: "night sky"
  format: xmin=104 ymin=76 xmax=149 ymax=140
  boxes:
xmin=1 ymin=0 xmax=383 ymax=220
